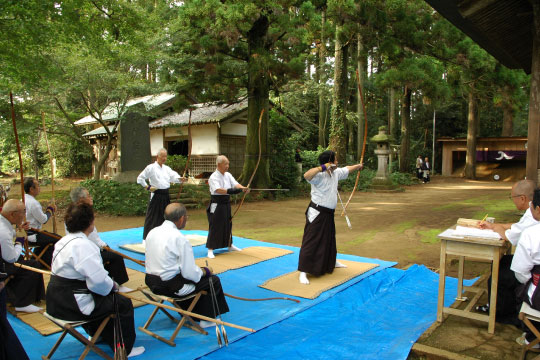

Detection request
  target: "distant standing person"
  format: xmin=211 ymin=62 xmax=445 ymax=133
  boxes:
xmin=298 ymin=150 xmax=363 ymax=285
xmin=24 ymin=177 xmax=59 ymax=266
xmin=206 ymin=155 xmax=248 ymax=259
xmin=421 ymin=157 xmax=431 ymax=183
xmin=416 ymin=155 xmax=423 ymax=180
xmin=137 ymin=148 xmax=184 ymax=241
xmin=295 ymin=148 xmax=303 ymax=182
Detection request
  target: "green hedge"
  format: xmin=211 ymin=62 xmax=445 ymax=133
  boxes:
xmin=81 ymin=179 xmax=149 ymax=216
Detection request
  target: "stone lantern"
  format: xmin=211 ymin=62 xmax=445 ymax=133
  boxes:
xmin=370 ymin=126 xmax=401 ymax=191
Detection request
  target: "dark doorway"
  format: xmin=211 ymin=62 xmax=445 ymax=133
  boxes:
xmin=168 ymin=140 xmax=188 ymax=156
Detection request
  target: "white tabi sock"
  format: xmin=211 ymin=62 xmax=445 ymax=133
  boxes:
xmin=299 ymin=272 xmax=309 ymax=285
xmin=15 ymin=304 xmax=42 ymax=313
xmin=199 ymin=320 xmax=217 ymax=328
xmin=335 ymin=260 xmax=347 ymax=268
xmin=118 ymin=285 xmax=133 ymax=293
xmin=207 ymin=250 xmax=215 ymax=259
xmin=128 ymin=346 xmax=145 ymax=358
xmin=228 ymin=244 xmax=242 ymax=252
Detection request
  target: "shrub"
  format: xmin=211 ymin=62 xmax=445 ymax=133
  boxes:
xmin=166 ymin=155 xmax=187 ymax=174
xmin=389 ymin=172 xmax=415 ymax=186
xmin=81 ymin=179 xmax=149 ymax=216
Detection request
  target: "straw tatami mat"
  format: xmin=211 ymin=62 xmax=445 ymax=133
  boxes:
xmin=195 ymin=246 xmax=293 ymax=275
xmin=7 ymin=268 xmax=149 ymax=336
xmin=259 ymin=260 xmax=379 ymax=299
xmin=120 ymin=234 xmax=207 ymax=254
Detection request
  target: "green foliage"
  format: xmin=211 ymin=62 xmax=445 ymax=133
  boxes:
xmin=166 ymin=155 xmax=187 ymax=175
xmin=389 ymin=172 xmax=414 ymax=186
xmin=81 ymin=179 xmax=149 ymax=216
xmin=268 ymin=110 xmax=300 ymax=191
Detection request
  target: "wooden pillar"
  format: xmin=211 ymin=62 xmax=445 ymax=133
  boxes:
xmin=526 ymin=1 xmax=540 ymax=184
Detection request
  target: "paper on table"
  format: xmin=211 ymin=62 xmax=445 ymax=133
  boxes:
xmin=452 ymin=225 xmax=501 ymax=239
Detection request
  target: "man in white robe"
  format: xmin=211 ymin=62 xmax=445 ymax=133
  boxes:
xmin=206 ymin=155 xmax=248 ymax=258
xmin=137 ymin=148 xmax=183 ymax=240
xmin=146 ymin=203 xmax=229 ymax=326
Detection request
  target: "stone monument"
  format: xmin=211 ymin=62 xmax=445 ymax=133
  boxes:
xmin=114 ymin=111 xmax=152 ymax=183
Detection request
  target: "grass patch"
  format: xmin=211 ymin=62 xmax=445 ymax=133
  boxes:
xmin=418 ymin=229 xmax=443 ymax=244
xmin=433 ymin=195 xmax=518 ymax=223
xmin=392 ymin=220 xmax=417 ymax=234
xmin=347 ymin=229 xmax=378 ymax=246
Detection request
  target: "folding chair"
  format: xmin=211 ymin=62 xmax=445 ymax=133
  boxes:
xmin=138 ymin=289 xmax=208 ymax=346
xmin=518 ymin=302 xmax=540 ymax=360
xmin=25 ymin=242 xmax=52 ymax=270
xmin=41 ymin=312 xmax=114 ymax=360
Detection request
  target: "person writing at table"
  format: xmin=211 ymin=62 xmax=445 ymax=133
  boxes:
xmin=511 ymin=188 xmax=540 ymax=347
xmin=475 ymin=180 xmax=538 ymax=322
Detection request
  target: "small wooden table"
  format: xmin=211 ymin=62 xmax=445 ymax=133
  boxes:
xmin=437 ymin=229 xmax=510 ymax=334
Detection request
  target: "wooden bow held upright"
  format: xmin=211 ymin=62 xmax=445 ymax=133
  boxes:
xmin=176 ymin=108 xmax=192 ymax=202
xmin=342 ymin=69 xmax=368 ymax=216
xmin=231 ymin=109 xmax=264 ymax=220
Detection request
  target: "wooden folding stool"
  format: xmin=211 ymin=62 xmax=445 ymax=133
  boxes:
xmin=518 ymin=302 xmax=540 ymax=360
xmin=25 ymin=243 xmax=52 ymax=270
xmin=41 ymin=312 xmax=114 ymax=360
xmin=138 ymin=289 xmax=208 ymax=346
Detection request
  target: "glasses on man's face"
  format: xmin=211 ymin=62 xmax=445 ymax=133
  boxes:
xmin=509 ymin=194 xmax=524 ymax=200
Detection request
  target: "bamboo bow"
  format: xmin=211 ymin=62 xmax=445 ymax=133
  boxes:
xmin=41 ymin=112 xmax=57 ymax=233
xmin=10 ymin=92 xmax=29 ymax=258
xmin=176 ymin=108 xmax=192 ymax=201
xmin=341 ymin=69 xmax=368 ymax=216
xmin=231 ymin=109 xmax=264 ymax=220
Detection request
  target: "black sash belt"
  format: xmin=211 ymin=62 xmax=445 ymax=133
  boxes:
xmin=211 ymin=195 xmax=230 ymax=204
xmin=308 ymin=201 xmax=335 ymax=215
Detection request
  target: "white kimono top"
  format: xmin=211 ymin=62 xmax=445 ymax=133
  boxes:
xmin=0 ymin=214 xmax=22 ymax=263
xmin=51 ymin=232 xmax=114 ymax=315
xmin=145 ymin=220 xmax=203 ymax=296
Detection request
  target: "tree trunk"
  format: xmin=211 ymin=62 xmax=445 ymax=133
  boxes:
xmin=389 ymin=88 xmax=397 ymax=140
xmin=318 ymin=10 xmax=327 ymax=148
xmin=399 ymin=87 xmax=411 ymax=173
xmin=501 ymin=103 xmax=514 ymax=136
xmin=238 ymin=14 xmax=270 ymax=188
xmin=357 ymin=33 xmax=366 ymax=161
xmin=329 ymin=22 xmax=349 ymax=164
xmin=465 ymin=91 xmax=478 ymax=179
xmin=526 ymin=0 xmax=540 ymax=184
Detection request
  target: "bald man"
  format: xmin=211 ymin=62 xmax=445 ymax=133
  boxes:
xmin=477 ymin=180 xmax=538 ymax=323
xmin=0 ymin=200 xmax=30 ymax=359
xmin=145 ymin=203 xmax=229 ymax=327
xmin=206 ymin=155 xmax=248 ymax=259
xmin=137 ymin=148 xmax=184 ymax=241
xmin=0 ymin=200 xmax=45 ymax=313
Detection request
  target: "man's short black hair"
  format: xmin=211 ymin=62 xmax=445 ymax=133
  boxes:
xmin=318 ymin=150 xmax=336 ymax=165
xmin=23 ymin=177 xmax=36 ymax=194
xmin=65 ymin=203 xmax=94 ymax=233
xmin=533 ymin=188 xmax=540 ymax=209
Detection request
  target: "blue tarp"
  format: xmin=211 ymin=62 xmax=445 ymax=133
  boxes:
xmin=11 ymin=227 xmax=474 ymax=359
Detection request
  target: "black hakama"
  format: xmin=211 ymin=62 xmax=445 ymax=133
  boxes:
xmin=0 ymin=289 xmax=29 ymax=360
xmin=145 ymin=273 xmax=229 ymax=318
xmin=487 ymin=254 xmax=521 ymax=325
xmin=46 ymin=275 xmax=136 ymax=354
xmin=143 ymin=188 xmax=170 ymax=240
xmin=206 ymin=195 xmax=232 ymax=249
xmin=4 ymin=258 xmax=45 ymax=307
xmin=101 ymin=250 xmax=129 ymax=285
xmin=298 ymin=202 xmax=337 ymax=276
